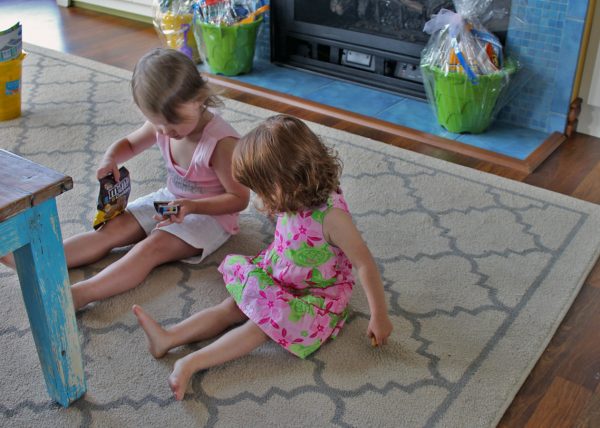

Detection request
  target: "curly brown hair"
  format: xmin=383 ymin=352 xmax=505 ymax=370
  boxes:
xmin=232 ymin=115 xmax=342 ymax=214
xmin=131 ymin=48 xmax=222 ymax=124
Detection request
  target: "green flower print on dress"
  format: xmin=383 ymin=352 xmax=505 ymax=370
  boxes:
xmin=226 ymin=280 xmax=245 ymax=303
xmin=311 ymin=209 xmax=325 ymax=224
xmin=288 ymin=295 xmax=325 ymax=322
xmin=284 ymin=242 xmax=333 ymax=267
xmin=265 ymin=250 xmax=279 ymax=268
xmin=328 ymin=307 xmax=349 ymax=328
xmin=225 ymin=255 xmax=247 ymax=266
xmin=248 ymin=268 xmax=274 ymax=289
xmin=307 ymin=268 xmax=337 ymax=288
xmin=289 ymin=339 xmax=322 ymax=359
xmin=251 ymin=254 xmax=265 ymax=265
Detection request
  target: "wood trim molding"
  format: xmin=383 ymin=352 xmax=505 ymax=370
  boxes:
xmin=525 ymin=132 xmax=566 ymax=172
xmin=566 ymin=97 xmax=583 ymax=137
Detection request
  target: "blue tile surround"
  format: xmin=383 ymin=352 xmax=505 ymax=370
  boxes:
xmin=500 ymin=0 xmax=589 ymax=134
xmin=207 ymin=1 xmax=589 ymax=161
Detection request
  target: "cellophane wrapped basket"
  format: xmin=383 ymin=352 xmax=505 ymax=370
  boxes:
xmin=420 ymin=0 xmax=517 ymax=134
xmin=153 ymin=0 xmax=202 ymax=63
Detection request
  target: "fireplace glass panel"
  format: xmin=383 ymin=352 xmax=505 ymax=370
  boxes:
xmin=293 ymin=0 xmax=510 ymax=45
xmin=294 ymin=0 xmax=454 ymax=44
xmin=272 ymin=0 xmax=511 ymax=98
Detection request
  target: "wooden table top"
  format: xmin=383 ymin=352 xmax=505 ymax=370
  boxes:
xmin=0 ymin=150 xmax=73 ymax=222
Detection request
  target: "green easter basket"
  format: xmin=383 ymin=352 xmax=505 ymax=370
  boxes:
xmin=422 ymin=59 xmax=517 ymax=134
xmin=196 ymin=17 xmax=262 ymax=76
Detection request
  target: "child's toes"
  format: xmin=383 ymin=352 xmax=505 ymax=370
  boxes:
xmin=168 ymin=376 xmax=182 ymax=400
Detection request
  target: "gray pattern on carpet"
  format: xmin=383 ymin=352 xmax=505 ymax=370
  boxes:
xmin=1 ymin=45 xmax=599 ymax=427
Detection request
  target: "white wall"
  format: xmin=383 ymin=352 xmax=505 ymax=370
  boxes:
xmin=67 ymin=0 xmax=153 ymax=17
xmin=579 ymin=0 xmax=600 ymax=137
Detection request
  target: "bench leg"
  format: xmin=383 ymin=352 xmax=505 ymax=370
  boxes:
xmin=13 ymin=199 xmax=86 ymax=407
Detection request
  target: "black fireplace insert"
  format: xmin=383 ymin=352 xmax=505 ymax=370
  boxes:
xmin=271 ymin=0 xmax=510 ymax=99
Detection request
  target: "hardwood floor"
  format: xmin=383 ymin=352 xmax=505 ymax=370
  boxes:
xmin=3 ymin=1 xmax=600 ymax=425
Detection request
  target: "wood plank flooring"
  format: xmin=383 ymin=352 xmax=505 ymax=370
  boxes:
xmin=2 ymin=1 xmax=600 ymax=425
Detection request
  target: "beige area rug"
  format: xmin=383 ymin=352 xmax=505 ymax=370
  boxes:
xmin=1 ymin=44 xmax=600 ymax=427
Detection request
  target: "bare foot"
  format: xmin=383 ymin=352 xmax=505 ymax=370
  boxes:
xmin=0 ymin=253 xmax=15 ymax=269
xmin=168 ymin=358 xmax=194 ymax=401
xmin=71 ymin=286 xmax=89 ymax=311
xmin=132 ymin=304 xmax=171 ymax=358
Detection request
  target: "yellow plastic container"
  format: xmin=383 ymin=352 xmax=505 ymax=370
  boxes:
xmin=0 ymin=52 xmax=26 ymax=121
xmin=157 ymin=12 xmax=201 ymax=63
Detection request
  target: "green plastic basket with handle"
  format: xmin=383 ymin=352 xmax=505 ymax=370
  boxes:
xmin=195 ymin=17 xmax=262 ymax=76
xmin=421 ymin=59 xmax=517 ymax=134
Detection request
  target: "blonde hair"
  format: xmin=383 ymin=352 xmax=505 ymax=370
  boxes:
xmin=131 ymin=48 xmax=221 ymax=123
xmin=233 ymin=115 xmax=342 ymax=214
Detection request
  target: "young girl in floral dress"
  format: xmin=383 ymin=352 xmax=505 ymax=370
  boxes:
xmin=133 ymin=114 xmax=393 ymax=400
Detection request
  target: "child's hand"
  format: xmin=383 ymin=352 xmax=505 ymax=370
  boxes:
xmin=97 ymin=158 xmax=120 ymax=181
xmin=154 ymin=199 xmax=194 ymax=228
xmin=367 ymin=313 xmax=393 ymax=347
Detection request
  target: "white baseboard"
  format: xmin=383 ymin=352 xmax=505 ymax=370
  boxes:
xmin=76 ymin=0 xmax=152 ymax=17
xmin=578 ymin=103 xmax=600 ymax=138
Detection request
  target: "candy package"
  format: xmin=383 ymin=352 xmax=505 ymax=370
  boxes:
xmin=93 ymin=167 xmax=131 ymax=230
xmin=153 ymin=201 xmax=180 ymax=216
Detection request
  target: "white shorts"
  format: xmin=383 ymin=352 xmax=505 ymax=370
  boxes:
xmin=127 ymin=188 xmax=230 ymax=264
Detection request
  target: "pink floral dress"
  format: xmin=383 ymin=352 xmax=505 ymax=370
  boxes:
xmin=218 ymin=190 xmax=354 ymax=359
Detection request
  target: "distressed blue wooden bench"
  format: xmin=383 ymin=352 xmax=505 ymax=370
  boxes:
xmin=0 ymin=149 xmax=86 ymax=407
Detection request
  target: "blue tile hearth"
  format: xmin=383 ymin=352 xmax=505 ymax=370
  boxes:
xmin=232 ymin=60 xmax=333 ymax=97
xmin=375 ymin=98 xmax=457 ymax=141
xmin=205 ymin=60 xmax=549 ymax=161
xmin=300 ymin=81 xmax=402 ymax=118
xmin=455 ymin=123 xmax=548 ymax=159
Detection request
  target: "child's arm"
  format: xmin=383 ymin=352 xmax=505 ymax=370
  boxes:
xmin=157 ymin=137 xmax=250 ymax=225
xmin=97 ymin=121 xmax=157 ymax=181
xmin=324 ymin=208 xmax=393 ymax=346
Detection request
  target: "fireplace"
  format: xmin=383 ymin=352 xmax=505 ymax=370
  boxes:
xmin=271 ymin=0 xmax=510 ymax=99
